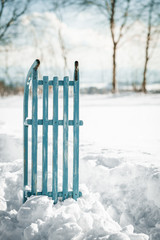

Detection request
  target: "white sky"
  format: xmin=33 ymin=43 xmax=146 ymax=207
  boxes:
xmin=0 ymin=9 xmax=160 ymax=86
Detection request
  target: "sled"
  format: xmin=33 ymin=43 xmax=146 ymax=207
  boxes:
xmin=23 ymin=59 xmax=83 ymax=204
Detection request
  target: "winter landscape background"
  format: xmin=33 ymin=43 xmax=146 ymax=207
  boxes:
xmin=0 ymin=0 xmax=160 ymax=239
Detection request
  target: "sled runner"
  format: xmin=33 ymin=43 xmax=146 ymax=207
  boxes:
xmin=23 ymin=59 xmax=83 ymax=204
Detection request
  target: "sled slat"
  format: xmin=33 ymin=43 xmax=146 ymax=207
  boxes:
xmin=73 ymin=62 xmax=79 ymax=200
xmin=38 ymin=80 xmax=74 ymax=86
xmin=53 ymin=77 xmax=59 ymax=204
xmin=25 ymin=119 xmax=83 ymax=126
xmin=42 ymin=76 xmax=48 ymax=195
xmin=23 ymin=86 xmax=29 ymax=202
xmin=26 ymin=190 xmax=82 ymax=198
xmin=32 ymin=68 xmax=38 ymax=195
xmin=63 ymin=77 xmax=69 ymax=200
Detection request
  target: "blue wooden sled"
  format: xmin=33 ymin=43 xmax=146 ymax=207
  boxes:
xmin=23 ymin=59 xmax=83 ymax=204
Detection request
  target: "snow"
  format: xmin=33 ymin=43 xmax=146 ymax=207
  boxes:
xmin=0 ymin=93 xmax=160 ymax=240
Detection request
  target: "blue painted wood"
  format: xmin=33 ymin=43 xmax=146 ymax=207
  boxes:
xmin=73 ymin=61 xmax=80 ymax=200
xmin=63 ymin=77 xmax=69 ymax=200
xmin=23 ymin=85 xmax=29 ymax=203
xmin=42 ymin=76 xmax=48 ymax=195
xmin=53 ymin=77 xmax=59 ymax=204
xmin=32 ymin=68 xmax=38 ymax=195
xmin=26 ymin=190 xmax=82 ymax=198
xmin=25 ymin=119 xmax=83 ymax=126
xmin=24 ymin=60 xmax=83 ymax=204
xmin=23 ymin=59 xmax=40 ymax=203
xmin=38 ymin=80 xmax=74 ymax=86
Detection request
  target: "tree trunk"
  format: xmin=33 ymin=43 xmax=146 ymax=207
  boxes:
xmin=142 ymin=0 xmax=153 ymax=93
xmin=112 ymin=43 xmax=117 ymax=92
xmin=142 ymin=26 xmax=151 ymax=93
xmin=142 ymin=55 xmax=148 ymax=93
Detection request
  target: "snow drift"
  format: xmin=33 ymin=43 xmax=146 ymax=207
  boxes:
xmin=0 ymin=93 xmax=160 ymax=239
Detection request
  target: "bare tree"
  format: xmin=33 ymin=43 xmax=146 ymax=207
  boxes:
xmin=109 ymin=0 xmax=131 ymax=92
xmin=58 ymin=20 xmax=68 ymax=76
xmin=4 ymin=46 xmax=11 ymax=82
xmin=51 ymin=0 xmax=138 ymax=92
xmin=141 ymin=0 xmax=160 ymax=93
xmin=0 ymin=0 xmax=31 ymax=44
xmin=22 ymin=11 xmax=69 ymax=75
xmin=49 ymin=2 xmax=70 ymax=76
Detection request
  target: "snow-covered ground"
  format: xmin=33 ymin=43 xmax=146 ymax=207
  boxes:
xmin=0 ymin=93 xmax=160 ymax=240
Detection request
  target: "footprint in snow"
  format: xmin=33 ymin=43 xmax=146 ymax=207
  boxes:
xmin=96 ymin=157 xmax=122 ymax=169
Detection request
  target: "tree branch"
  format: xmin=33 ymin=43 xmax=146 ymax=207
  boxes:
xmin=0 ymin=0 xmax=5 ymax=19
xmin=0 ymin=0 xmax=30 ymax=42
xmin=110 ymin=0 xmax=116 ymax=44
xmin=116 ymin=0 xmax=130 ymax=44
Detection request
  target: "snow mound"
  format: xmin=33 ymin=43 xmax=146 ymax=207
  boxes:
xmin=108 ymin=233 xmax=130 ymax=240
xmin=0 ymin=197 xmax=7 ymax=211
xmin=146 ymin=172 xmax=160 ymax=208
xmin=0 ymin=95 xmax=160 ymax=239
xmin=0 ymin=187 xmax=149 ymax=240
xmin=11 ymin=188 xmax=149 ymax=240
xmin=17 ymin=190 xmax=121 ymax=239
xmin=17 ymin=196 xmax=53 ymax=226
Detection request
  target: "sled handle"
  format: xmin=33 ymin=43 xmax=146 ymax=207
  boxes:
xmin=23 ymin=59 xmax=40 ymax=202
xmin=25 ymin=59 xmax=40 ymax=86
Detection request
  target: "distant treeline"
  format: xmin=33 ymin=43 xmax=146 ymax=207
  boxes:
xmin=0 ymin=80 xmax=24 ymax=96
xmin=1 ymin=80 xmax=160 ymax=97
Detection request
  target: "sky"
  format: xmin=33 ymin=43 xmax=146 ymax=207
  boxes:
xmin=0 ymin=2 xmax=160 ymax=88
